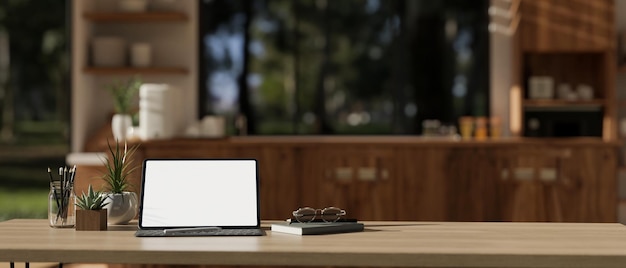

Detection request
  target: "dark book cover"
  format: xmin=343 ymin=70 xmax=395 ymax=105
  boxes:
xmin=271 ymin=222 xmax=364 ymax=235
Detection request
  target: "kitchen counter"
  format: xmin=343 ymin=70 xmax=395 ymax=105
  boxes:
xmin=79 ymin=135 xmax=619 ymax=223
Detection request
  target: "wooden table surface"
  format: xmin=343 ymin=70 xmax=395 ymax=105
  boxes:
xmin=2 ymin=219 xmax=626 ymax=268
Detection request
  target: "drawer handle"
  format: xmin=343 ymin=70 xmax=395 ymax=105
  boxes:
xmin=358 ymin=167 xmax=376 ymax=181
xmin=334 ymin=167 xmax=352 ymax=182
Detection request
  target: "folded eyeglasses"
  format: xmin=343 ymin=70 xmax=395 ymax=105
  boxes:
xmin=292 ymin=206 xmax=347 ymax=223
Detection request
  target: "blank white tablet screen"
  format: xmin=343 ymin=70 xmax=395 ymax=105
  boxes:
xmin=139 ymin=159 xmax=259 ymax=228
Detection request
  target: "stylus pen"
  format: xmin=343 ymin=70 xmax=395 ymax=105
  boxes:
xmin=163 ymin=226 xmax=222 ymax=234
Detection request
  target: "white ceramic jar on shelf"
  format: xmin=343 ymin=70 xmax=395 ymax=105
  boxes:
xmin=130 ymin=42 xmax=152 ymax=67
xmin=528 ymin=76 xmax=554 ymax=99
xmin=139 ymin=84 xmax=182 ymax=140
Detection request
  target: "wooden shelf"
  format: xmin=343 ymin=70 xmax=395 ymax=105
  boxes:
xmin=523 ymin=48 xmax=607 ymax=54
xmin=523 ymin=99 xmax=605 ymax=110
xmin=83 ymin=67 xmax=188 ymax=75
xmin=83 ymin=12 xmax=188 ymax=22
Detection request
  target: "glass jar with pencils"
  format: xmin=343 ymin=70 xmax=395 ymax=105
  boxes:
xmin=48 ymin=167 xmax=76 ymax=228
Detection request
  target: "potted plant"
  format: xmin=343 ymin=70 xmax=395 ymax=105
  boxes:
xmin=108 ymin=76 xmax=141 ymax=142
xmin=101 ymin=139 xmax=140 ymax=225
xmin=75 ymin=185 xmax=109 ymax=231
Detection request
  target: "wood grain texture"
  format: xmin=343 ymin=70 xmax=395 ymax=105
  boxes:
xmin=112 ymin=137 xmax=619 ymax=223
xmin=520 ymin=0 xmax=614 ymax=51
xmin=3 ymin=219 xmax=626 ymax=268
xmin=75 ymin=209 xmax=107 ymax=231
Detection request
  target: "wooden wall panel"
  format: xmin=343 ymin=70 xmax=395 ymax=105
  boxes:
xmin=520 ymin=0 xmax=614 ymax=51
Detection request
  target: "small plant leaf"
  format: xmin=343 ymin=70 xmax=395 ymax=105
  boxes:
xmin=102 ymin=139 xmax=139 ymax=194
xmin=76 ymin=185 xmax=109 ymax=210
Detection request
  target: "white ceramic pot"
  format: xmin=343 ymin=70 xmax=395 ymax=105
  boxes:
xmin=201 ymin=115 xmax=226 ymax=138
xmin=112 ymin=114 xmax=132 ymax=142
xmin=103 ymin=192 xmax=138 ymax=225
xmin=130 ymin=43 xmax=152 ymax=67
xmin=528 ymin=76 xmax=554 ymax=99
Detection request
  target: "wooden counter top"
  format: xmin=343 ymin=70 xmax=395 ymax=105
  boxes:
xmin=139 ymin=136 xmax=621 ymax=147
xmin=2 ymin=219 xmax=626 ymax=268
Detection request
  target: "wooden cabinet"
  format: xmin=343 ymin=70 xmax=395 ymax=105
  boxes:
xmin=394 ymin=147 xmax=450 ymax=221
xmin=134 ymin=137 xmax=619 ymax=223
xmin=444 ymin=147 xmax=501 ymax=221
xmin=298 ymin=146 xmax=398 ymax=220
xmin=514 ymin=0 xmax=617 ymax=140
xmin=446 ymin=144 xmax=617 ymax=222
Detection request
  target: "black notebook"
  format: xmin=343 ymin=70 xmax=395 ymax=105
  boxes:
xmin=135 ymin=159 xmax=264 ymax=237
xmin=271 ymin=222 xmax=364 ymax=235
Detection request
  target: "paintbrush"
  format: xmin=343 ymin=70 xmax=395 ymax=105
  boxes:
xmin=59 ymin=167 xmax=66 ymax=221
xmin=69 ymin=165 xmax=77 ymax=186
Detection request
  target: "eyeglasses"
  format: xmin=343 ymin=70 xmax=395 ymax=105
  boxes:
xmin=292 ymin=206 xmax=347 ymax=223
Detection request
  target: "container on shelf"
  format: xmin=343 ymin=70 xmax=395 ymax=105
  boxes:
xmin=139 ymin=83 xmax=182 ymax=140
xmin=130 ymin=42 xmax=152 ymax=67
xmin=528 ymin=76 xmax=554 ymax=99
xmin=118 ymin=0 xmax=149 ymax=12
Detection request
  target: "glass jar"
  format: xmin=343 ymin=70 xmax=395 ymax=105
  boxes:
xmin=474 ymin=117 xmax=488 ymax=140
xmin=48 ymin=181 xmax=75 ymax=228
xmin=458 ymin=116 xmax=474 ymax=139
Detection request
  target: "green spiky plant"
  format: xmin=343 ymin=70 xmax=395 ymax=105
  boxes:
xmin=76 ymin=185 xmax=109 ymax=210
xmin=107 ymin=76 xmax=142 ymax=114
xmin=102 ymin=140 xmax=139 ymax=194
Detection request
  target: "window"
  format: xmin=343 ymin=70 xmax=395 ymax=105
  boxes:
xmin=0 ymin=0 xmax=69 ymax=220
xmin=199 ymin=0 xmax=489 ymax=135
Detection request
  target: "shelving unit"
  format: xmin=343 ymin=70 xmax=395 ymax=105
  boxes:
xmin=83 ymin=66 xmax=188 ymax=75
xmin=513 ymin=0 xmax=621 ymax=222
xmin=523 ymin=99 xmax=606 ymax=108
xmin=513 ymin=0 xmax=616 ymax=140
xmin=83 ymin=11 xmax=188 ymax=22
xmin=71 ymin=0 xmax=198 ymax=152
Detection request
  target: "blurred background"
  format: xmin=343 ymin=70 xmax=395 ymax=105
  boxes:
xmin=0 ymin=0 xmax=490 ymax=220
xmin=199 ymin=0 xmax=489 ymax=135
xmin=0 ymin=0 xmax=69 ymax=220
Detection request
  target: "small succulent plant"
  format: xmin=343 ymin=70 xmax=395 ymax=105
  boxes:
xmin=76 ymin=185 xmax=110 ymax=210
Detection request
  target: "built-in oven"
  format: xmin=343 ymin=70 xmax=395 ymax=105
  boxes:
xmin=523 ymin=106 xmax=603 ymax=137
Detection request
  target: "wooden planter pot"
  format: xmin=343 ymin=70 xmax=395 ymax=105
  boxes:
xmin=76 ymin=209 xmax=108 ymax=231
